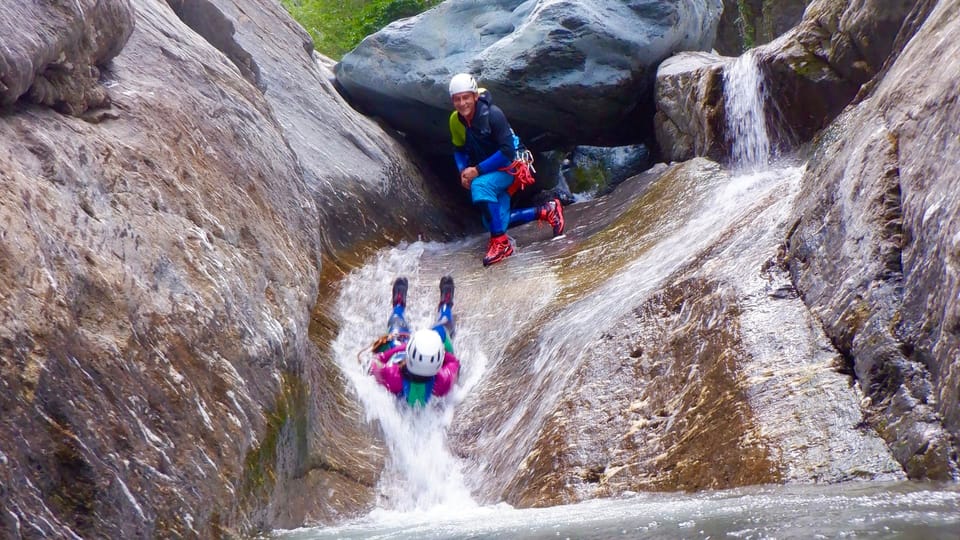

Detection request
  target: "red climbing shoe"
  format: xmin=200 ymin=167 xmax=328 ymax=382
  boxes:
xmin=482 ymin=235 xmax=514 ymax=267
xmin=538 ymin=198 xmax=566 ymax=236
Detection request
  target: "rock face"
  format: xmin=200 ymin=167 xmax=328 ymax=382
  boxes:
xmin=335 ymin=0 xmax=723 ymax=150
xmin=2 ymin=0 xmax=958 ymax=536
xmin=654 ymin=51 xmax=729 ymax=163
xmin=654 ymin=0 xmax=932 ymax=163
xmin=451 ymin=159 xmax=903 ymax=507
xmin=714 ymin=0 xmax=811 ymax=55
xmin=785 ymin=0 xmax=960 ymax=479
xmin=0 ymin=0 xmax=135 ymax=114
xmin=755 ymin=0 xmax=933 ymax=146
xmin=0 ymin=0 xmax=465 ymax=537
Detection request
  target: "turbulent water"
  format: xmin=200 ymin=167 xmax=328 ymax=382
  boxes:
xmin=277 ymin=481 xmax=959 ymax=539
xmin=330 ymin=243 xmax=493 ymax=511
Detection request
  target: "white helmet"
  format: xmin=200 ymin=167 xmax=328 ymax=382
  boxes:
xmin=448 ymin=73 xmax=478 ymax=96
xmin=406 ymin=329 xmax=444 ymax=377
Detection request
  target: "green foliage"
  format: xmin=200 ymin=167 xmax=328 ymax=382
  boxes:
xmin=281 ymin=0 xmax=442 ymax=60
xmin=736 ymin=0 xmax=757 ymax=50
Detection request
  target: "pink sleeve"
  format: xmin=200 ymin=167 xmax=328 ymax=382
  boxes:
xmin=370 ymin=345 xmax=406 ymax=395
xmin=431 ymin=352 xmax=460 ymax=397
xmin=371 ymin=362 xmax=404 ymax=394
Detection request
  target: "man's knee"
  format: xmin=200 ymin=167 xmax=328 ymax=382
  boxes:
xmin=471 ymin=171 xmax=513 ymax=203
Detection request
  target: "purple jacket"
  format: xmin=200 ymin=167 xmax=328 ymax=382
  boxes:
xmin=369 ymin=344 xmax=460 ymax=397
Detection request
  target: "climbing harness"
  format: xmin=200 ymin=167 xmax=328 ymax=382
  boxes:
xmin=502 ymin=148 xmax=537 ymax=196
xmin=357 ymin=331 xmax=409 ymax=373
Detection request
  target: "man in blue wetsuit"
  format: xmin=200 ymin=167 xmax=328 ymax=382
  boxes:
xmin=448 ymin=73 xmax=566 ymax=266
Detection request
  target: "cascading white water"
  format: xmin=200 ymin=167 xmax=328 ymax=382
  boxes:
xmin=331 ymin=244 xmax=480 ymax=513
xmin=725 ymin=49 xmax=772 ymax=170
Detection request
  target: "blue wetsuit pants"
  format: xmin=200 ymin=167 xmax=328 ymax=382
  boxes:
xmin=386 ymin=302 xmax=453 ymax=349
xmin=470 ymin=170 xmax=538 ymax=235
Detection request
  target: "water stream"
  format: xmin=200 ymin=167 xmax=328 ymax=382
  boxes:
xmin=725 ymin=50 xmax=771 ymax=170
xmin=275 ymin=162 xmax=958 ymax=538
xmin=277 ymin=481 xmax=959 ymax=539
xmin=330 ymin=243 xmax=485 ymax=511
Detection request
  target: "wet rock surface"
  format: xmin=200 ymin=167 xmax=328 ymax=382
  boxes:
xmin=0 ymin=0 xmax=135 ymax=115
xmin=451 ymin=160 xmax=902 ymax=506
xmin=654 ymin=51 xmax=729 ymax=163
xmin=1 ymin=0 xmax=958 ymax=536
xmin=786 ymin=0 xmax=960 ymax=480
xmin=654 ymin=0 xmax=932 ymax=163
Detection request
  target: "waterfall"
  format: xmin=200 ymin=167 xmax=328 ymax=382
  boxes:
xmin=725 ymin=50 xmax=772 ymax=169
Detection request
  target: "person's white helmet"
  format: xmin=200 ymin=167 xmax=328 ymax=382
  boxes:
xmin=406 ymin=329 xmax=444 ymax=377
xmin=448 ymin=73 xmax=478 ymax=96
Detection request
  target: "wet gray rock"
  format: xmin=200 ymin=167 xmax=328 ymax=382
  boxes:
xmin=335 ymin=0 xmax=723 ymax=150
xmin=451 ymin=159 xmax=902 ymax=506
xmin=715 ymin=0 xmax=811 ymax=55
xmin=755 ymin=0 xmax=931 ymax=145
xmin=654 ymin=0 xmax=930 ymax=163
xmin=654 ymin=51 xmax=729 ymax=163
xmin=0 ymin=0 xmax=135 ymax=114
xmin=786 ymin=0 xmax=960 ymax=480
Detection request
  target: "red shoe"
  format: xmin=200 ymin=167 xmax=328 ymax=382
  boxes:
xmin=482 ymin=234 xmax=514 ymax=266
xmin=538 ymin=198 xmax=566 ymax=236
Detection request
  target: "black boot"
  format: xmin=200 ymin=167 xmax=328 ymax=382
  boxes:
xmin=438 ymin=276 xmax=454 ymax=308
xmin=392 ymin=277 xmax=408 ymax=308
xmin=437 ymin=276 xmax=455 ymax=337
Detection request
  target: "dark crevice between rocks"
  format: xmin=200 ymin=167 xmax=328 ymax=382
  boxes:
xmin=877 ymin=131 xmax=904 ymax=281
xmin=165 ymin=0 xmax=266 ymax=92
xmin=757 ymin=62 xmax=801 ymax=158
xmin=832 ymin=351 xmax=857 ymax=380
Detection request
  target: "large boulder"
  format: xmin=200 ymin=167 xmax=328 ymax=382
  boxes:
xmin=335 ymin=0 xmax=723 ymax=151
xmin=653 ymin=51 xmax=729 ymax=163
xmin=786 ymin=0 xmax=960 ymax=480
xmin=0 ymin=0 xmax=135 ymax=114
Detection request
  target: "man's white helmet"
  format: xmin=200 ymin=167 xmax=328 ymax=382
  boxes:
xmin=448 ymin=73 xmax=478 ymax=96
xmin=406 ymin=329 xmax=444 ymax=377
